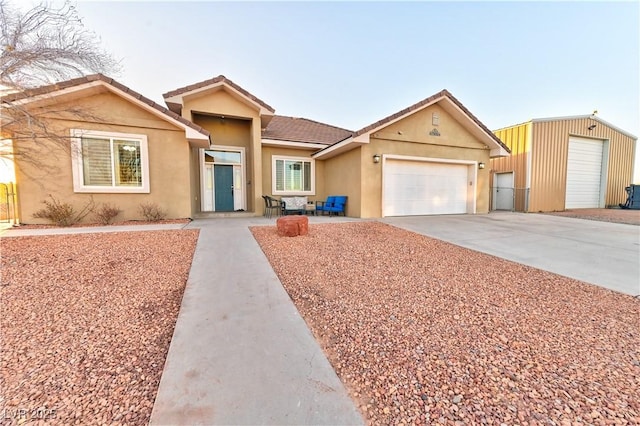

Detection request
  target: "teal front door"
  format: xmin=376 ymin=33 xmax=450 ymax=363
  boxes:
xmin=214 ymin=165 xmax=234 ymax=211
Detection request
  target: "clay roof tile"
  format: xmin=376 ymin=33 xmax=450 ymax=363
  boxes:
xmin=262 ymin=115 xmax=353 ymax=145
xmin=1 ymin=74 xmax=210 ymax=139
xmin=163 ymin=75 xmax=275 ymax=113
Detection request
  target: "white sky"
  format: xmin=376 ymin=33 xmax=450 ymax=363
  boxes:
xmin=67 ymin=1 xmax=640 ymax=182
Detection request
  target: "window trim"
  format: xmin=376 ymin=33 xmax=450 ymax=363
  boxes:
xmin=271 ymin=155 xmax=315 ymax=196
xmin=70 ymin=129 xmax=150 ymax=193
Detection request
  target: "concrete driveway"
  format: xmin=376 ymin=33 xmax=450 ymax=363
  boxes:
xmin=383 ymin=212 xmax=640 ymax=296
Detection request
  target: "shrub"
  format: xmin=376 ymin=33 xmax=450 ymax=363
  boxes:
xmin=32 ymin=195 xmax=94 ymax=227
xmin=139 ymin=202 xmax=166 ymax=222
xmin=93 ymin=203 xmax=122 ymax=225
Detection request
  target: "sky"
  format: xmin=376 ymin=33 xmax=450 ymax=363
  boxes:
xmin=44 ymin=1 xmax=640 ymax=180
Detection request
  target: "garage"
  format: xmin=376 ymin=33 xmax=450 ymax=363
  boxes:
xmin=492 ymin=115 xmax=634 ymax=213
xmin=565 ymin=137 xmax=606 ymax=209
xmin=383 ymin=158 xmax=474 ymax=216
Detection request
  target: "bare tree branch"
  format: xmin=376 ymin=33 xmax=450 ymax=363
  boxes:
xmin=1 ymin=98 xmax=103 ymax=179
xmin=0 ymin=0 xmax=121 ymax=175
xmin=0 ymin=0 xmax=121 ymax=90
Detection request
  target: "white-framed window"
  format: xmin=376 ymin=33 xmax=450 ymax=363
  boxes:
xmin=272 ymin=155 xmax=315 ymax=195
xmin=70 ymin=129 xmax=150 ymax=193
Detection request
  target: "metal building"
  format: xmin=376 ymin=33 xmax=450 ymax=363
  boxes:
xmin=490 ymin=115 xmax=637 ymax=212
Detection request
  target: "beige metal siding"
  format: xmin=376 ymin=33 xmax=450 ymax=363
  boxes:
xmin=492 ymin=122 xmax=531 ymax=211
xmin=607 ymin=132 xmax=636 ymax=204
xmin=530 ymin=118 xmax=635 ymax=212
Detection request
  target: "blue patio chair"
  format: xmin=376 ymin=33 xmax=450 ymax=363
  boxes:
xmin=315 ymin=195 xmax=347 ymax=216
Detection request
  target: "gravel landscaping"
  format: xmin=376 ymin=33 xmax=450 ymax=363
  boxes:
xmin=251 ymin=221 xmax=640 ymax=425
xmin=544 ymin=209 xmax=640 ymax=226
xmin=11 ymin=218 xmax=191 ymax=229
xmin=0 ymin=230 xmax=198 ymax=425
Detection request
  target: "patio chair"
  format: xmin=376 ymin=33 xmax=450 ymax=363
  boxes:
xmin=315 ymin=195 xmax=347 ymax=216
xmin=262 ymin=195 xmax=284 ymax=218
xmin=281 ymin=196 xmax=308 ymax=215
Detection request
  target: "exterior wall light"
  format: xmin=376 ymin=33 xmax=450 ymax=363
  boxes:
xmin=478 ymin=162 xmax=485 ymax=169
xmin=373 ymin=154 xmax=381 ymax=164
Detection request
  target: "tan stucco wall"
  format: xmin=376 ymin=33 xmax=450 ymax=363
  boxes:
xmin=260 ymin=146 xmax=324 ymax=203
xmin=192 ymin=114 xmax=256 ymax=212
xmin=182 ymin=89 xmax=258 ymax=121
xmin=343 ymin=104 xmax=491 ymax=218
xmin=182 ymin=89 xmax=263 ymax=214
xmin=194 ymin=115 xmax=251 ymax=149
xmin=189 ymin=147 xmax=201 ymax=216
xmin=372 ymin=104 xmax=488 ymax=151
xmin=322 ymin=148 xmax=362 ymax=217
xmin=13 ymin=91 xmax=192 ymax=224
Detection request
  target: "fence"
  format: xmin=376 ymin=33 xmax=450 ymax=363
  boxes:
xmin=0 ymin=182 xmax=18 ymax=224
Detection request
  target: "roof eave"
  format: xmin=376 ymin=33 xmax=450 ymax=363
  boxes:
xmin=3 ymin=78 xmax=211 ymax=144
xmin=532 ymin=115 xmax=637 ymax=140
xmin=1 ymin=80 xmax=104 ymax=106
xmin=490 ymin=146 xmax=510 ymax=158
xmin=102 ymin=82 xmax=210 ymax=142
xmin=438 ymin=96 xmax=511 ymax=155
xmin=312 ymin=96 xmax=450 ymax=160
xmin=261 ymin=138 xmax=328 ymax=150
xmin=166 ymin=101 xmax=182 ymax=115
xmin=186 ymin=128 xmax=211 ymax=147
xmin=312 ymin=137 xmax=364 ymax=159
xmin=343 ymin=94 xmax=510 ymax=156
xmin=164 ymin=80 xmax=276 ymax=118
xmin=352 ymin=95 xmax=445 ymax=139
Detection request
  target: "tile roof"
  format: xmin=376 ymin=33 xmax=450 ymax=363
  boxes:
xmin=162 ymin=75 xmax=276 ymax=113
xmin=352 ymin=89 xmax=509 ymax=152
xmin=1 ymin=74 xmax=211 ymax=139
xmin=4 ymin=76 xmax=510 ymax=154
xmin=262 ymin=115 xmax=353 ymax=145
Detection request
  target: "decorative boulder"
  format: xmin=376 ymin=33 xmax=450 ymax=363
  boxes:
xmin=276 ymin=215 xmax=309 ymax=237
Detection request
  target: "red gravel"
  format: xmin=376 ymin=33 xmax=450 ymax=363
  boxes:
xmin=251 ymin=222 xmax=640 ymax=425
xmin=0 ymin=230 xmax=199 ymax=425
xmin=544 ymin=209 xmax=640 ymax=226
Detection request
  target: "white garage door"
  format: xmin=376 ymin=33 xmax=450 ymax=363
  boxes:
xmin=566 ymin=137 xmax=604 ymax=209
xmin=384 ymin=160 xmax=469 ymax=216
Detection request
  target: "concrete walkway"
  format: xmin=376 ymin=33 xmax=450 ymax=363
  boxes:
xmin=383 ymin=212 xmax=640 ymax=296
xmin=149 ymin=216 xmax=363 ymax=425
xmin=2 ymin=217 xmax=363 ymax=425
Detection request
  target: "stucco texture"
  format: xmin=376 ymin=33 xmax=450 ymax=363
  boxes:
xmin=323 ymin=148 xmax=362 ymax=217
xmin=261 ymin=146 xmax=323 ymax=201
xmin=13 ymin=91 xmax=192 ymax=224
xmin=325 ymin=104 xmax=491 ymax=218
xmin=185 ymin=89 xmax=263 ymax=214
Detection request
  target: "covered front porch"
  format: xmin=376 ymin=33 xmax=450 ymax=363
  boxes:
xmin=162 ymin=76 xmax=274 ymax=218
